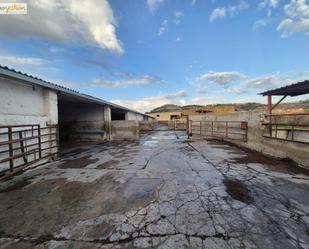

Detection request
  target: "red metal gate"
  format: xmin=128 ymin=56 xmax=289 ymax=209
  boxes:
xmin=0 ymin=124 xmax=59 ymax=176
xmin=189 ymin=120 xmax=248 ymax=142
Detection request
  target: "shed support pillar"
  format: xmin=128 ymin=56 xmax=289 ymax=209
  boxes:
xmin=104 ymin=106 xmax=112 ymax=140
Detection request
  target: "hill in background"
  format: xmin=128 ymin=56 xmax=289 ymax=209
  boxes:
xmin=147 ymin=100 xmax=309 ymax=113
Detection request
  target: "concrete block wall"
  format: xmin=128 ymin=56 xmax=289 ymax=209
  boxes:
xmin=111 ymin=121 xmax=139 ymax=140
xmin=139 ymin=121 xmax=155 ymax=131
xmin=190 ymin=111 xmax=309 ymax=168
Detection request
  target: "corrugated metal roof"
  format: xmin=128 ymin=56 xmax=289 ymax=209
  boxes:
xmin=260 ymin=80 xmax=309 ymax=96
xmin=0 ymin=65 xmax=149 ymax=117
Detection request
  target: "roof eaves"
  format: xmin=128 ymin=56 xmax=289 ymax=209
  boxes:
xmin=0 ymin=65 xmax=147 ymax=117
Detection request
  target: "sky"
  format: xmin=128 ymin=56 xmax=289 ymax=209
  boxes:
xmin=0 ymin=0 xmax=309 ymax=112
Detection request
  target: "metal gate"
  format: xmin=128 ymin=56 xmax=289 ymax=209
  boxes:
xmin=189 ymin=121 xmax=248 ymax=142
xmin=0 ymin=124 xmax=59 ymax=176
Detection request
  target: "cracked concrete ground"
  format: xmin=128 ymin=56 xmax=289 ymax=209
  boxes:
xmin=0 ymin=130 xmax=309 ymax=249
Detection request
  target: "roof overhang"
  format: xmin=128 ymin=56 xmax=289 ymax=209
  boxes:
xmin=260 ymin=80 xmax=309 ymax=97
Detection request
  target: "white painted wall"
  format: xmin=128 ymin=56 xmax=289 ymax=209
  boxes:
xmin=126 ymin=111 xmax=144 ymax=121
xmin=0 ymin=76 xmax=58 ymax=126
xmin=0 ymin=77 xmax=58 ymax=172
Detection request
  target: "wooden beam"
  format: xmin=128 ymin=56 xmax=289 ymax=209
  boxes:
xmin=272 ymin=95 xmax=287 ymax=111
xmin=268 ymin=95 xmax=272 ymax=115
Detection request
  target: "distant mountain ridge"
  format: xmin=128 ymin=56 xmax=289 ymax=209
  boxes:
xmin=147 ymin=100 xmax=309 ymax=113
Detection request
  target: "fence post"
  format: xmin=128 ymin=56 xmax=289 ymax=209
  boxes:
xmin=56 ymin=125 xmax=60 ymax=157
xmin=226 ymin=122 xmax=228 ymax=138
xmin=37 ymin=125 xmax=42 ymax=159
xmin=19 ymin=131 xmax=27 ymax=163
xmin=200 ymin=121 xmax=202 ymax=135
xmin=8 ymin=127 xmax=14 ymax=171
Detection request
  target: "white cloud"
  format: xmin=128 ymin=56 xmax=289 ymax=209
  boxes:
xmin=191 ymin=0 xmax=197 ymax=6
xmin=277 ymin=0 xmax=309 ymax=37
xmin=0 ymin=53 xmax=60 ymax=76
xmin=245 ymin=75 xmax=293 ymax=89
xmin=198 ymin=71 xmax=245 ymax=85
xmin=225 ymin=87 xmax=248 ymax=94
xmin=176 ymin=37 xmax=181 ymax=42
xmin=49 ymin=47 xmax=65 ymax=53
xmin=92 ymin=75 xmax=160 ymax=88
xmin=173 ymin=11 xmax=184 ymax=24
xmin=209 ymin=8 xmax=226 ymax=22
xmin=228 ymin=1 xmax=249 ymax=16
xmin=283 ymin=0 xmax=309 ymax=18
xmin=0 ymin=55 xmax=48 ymax=66
xmin=111 ymin=90 xmax=188 ymax=112
xmin=209 ymin=1 xmax=249 ymax=22
xmin=278 ymin=18 xmax=309 ymax=36
xmin=0 ymin=0 xmax=123 ymax=54
xmin=111 ymin=91 xmax=221 ymax=112
xmin=254 ymin=19 xmax=267 ymax=30
xmin=259 ymin=0 xmax=280 ymax=16
xmin=158 ymin=19 xmax=168 ymax=35
xmin=147 ymin=0 xmax=164 ymax=13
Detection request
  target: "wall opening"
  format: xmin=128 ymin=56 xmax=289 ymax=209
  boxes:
xmin=111 ymin=108 xmax=126 ymax=120
xmin=57 ymin=93 xmax=105 ymax=149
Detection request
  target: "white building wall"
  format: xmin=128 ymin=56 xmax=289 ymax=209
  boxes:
xmin=126 ymin=111 xmax=144 ymax=121
xmin=0 ymin=77 xmax=58 ymax=126
xmin=0 ymin=77 xmax=58 ymax=172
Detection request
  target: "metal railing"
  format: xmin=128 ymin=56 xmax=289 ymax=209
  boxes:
xmin=175 ymin=119 xmax=188 ymax=131
xmin=189 ymin=120 xmax=248 ymax=142
xmin=0 ymin=124 xmax=59 ymax=175
xmin=262 ymin=113 xmax=309 ymax=144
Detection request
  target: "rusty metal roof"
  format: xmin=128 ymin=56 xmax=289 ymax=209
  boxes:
xmin=260 ymin=80 xmax=309 ymax=96
xmin=0 ymin=65 xmax=150 ymax=117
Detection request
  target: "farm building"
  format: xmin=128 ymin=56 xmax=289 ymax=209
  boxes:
xmin=0 ymin=65 xmax=153 ymax=174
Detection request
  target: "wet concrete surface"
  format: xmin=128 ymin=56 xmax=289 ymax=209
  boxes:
xmin=0 ymin=130 xmax=309 ymax=248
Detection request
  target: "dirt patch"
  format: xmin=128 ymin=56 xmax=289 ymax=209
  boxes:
xmin=97 ymin=160 xmax=120 ymax=169
xmin=58 ymin=156 xmax=99 ymax=169
xmin=224 ymin=178 xmax=254 ymax=204
xmin=232 ymin=153 xmax=309 ymax=176
xmin=210 ymin=139 xmax=309 ymax=176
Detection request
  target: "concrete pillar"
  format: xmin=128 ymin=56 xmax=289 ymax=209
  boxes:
xmin=103 ymin=106 xmax=111 ymax=140
xmin=43 ymin=89 xmax=58 ymax=157
xmin=43 ymin=89 xmax=58 ymax=125
xmin=125 ymin=112 xmax=129 ymax=120
xmin=104 ymin=106 xmax=111 ymax=121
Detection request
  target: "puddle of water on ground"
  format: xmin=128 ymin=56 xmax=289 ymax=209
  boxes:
xmin=97 ymin=160 xmax=120 ymax=169
xmin=58 ymin=156 xmax=99 ymax=169
xmin=224 ymin=178 xmax=254 ymax=204
xmin=60 ymin=148 xmax=89 ymax=158
xmin=142 ymin=141 xmax=158 ymax=147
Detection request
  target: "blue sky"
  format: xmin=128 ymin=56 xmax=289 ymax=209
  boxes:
xmin=0 ymin=0 xmax=308 ymax=112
